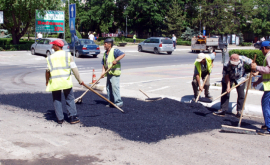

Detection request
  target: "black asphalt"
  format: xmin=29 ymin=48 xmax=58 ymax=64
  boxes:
xmin=0 ymin=91 xmax=260 ymax=143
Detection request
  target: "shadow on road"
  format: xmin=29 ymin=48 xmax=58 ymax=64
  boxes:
xmin=0 ymin=92 xmax=261 ymax=143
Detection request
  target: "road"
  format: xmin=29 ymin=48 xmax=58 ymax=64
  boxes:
xmin=0 ymin=46 xmax=269 ymax=165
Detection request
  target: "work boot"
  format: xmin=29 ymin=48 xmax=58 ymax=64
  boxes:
xmin=261 ymin=125 xmax=267 ymax=130
xmin=57 ymin=119 xmax=64 ymax=124
xmin=69 ymin=116 xmax=80 ymax=124
xmin=257 ymin=130 xmax=270 ymax=135
xmin=204 ymin=86 xmax=213 ymax=99
xmin=236 ymin=111 xmax=243 ymax=118
xmin=213 ymin=109 xmax=226 ymax=116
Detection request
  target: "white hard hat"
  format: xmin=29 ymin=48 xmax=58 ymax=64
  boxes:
xmin=196 ymin=53 xmax=206 ymax=62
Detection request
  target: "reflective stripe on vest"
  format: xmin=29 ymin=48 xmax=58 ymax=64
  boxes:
xmin=194 ymin=55 xmax=212 ymax=78
xmin=46 ymin=51 xmax=73 ymax=92
xmin=262 ymin=53 xmax=270 ymax=91
xmin=103 ymin=48 xmax=121 ymax=76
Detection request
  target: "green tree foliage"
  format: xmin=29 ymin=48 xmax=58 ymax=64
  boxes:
xmin=0 ymin=0 xmax=61 ymax=44
xmin=181 ymin=27 xmax=200 ymax=41
xmin=162 ymin=0 xmax=186 ymax=37
xmin=251 ymin=0 xmax=270 ymax=37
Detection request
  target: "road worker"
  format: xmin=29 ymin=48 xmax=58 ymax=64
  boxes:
xmin=192 ymin=52 xmax=216 ymax=101
xmin=101 ymin=38 xmax=125 ymax=108
xmin=45 ymin=39 xmax=84 ymax=124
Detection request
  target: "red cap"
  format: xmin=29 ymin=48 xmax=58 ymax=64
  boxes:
xmin=50 ymin=39 xmax=64 ymax=47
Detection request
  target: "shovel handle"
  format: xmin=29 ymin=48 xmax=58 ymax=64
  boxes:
xmin=74 ymin=65 xmax=114 ymax=103
xmin=195 ymin=74 xmax=209 ymax=102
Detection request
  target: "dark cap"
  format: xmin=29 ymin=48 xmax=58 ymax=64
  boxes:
xmin=260 ymin=41 xmax=270 ymax=50
xmin=104 ymin=38 xmax=113 ymax=44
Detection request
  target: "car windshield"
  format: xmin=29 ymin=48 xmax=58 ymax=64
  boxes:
xmin=161 ymin=39 xmax=173 ymax=44
xmin=80 ymin=39 xmax=94 ymax=45
xmin=50 ymin=39 xmax=68 ymax=45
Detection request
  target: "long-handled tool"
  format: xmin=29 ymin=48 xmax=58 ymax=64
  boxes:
xmin=199 ymin=78 xmax=250 ymax=103
xmin=195 ymin=74 xmax=209 ymax=102
xmin=82 ymin=84 xmax=124 ymax=113
xmin=139 ymin=89 xmax=162 ymax=101
xmin=221 ymin=54 xmax=257 ymax=135
xmin=75 ymin=65 xmax=114 ymax=104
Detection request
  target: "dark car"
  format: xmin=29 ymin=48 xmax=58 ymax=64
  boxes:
xmin=254 ymin=39 xmax=270 ymax=49
xmin=69 ymin=39 xmax=100 ymax=58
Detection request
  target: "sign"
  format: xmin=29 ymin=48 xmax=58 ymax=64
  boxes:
xmin=0 ymin=11 xmax=3 ymax=24
xmin=35 ymin=10 xmax=64 ymax=33
xmin=69 ymin=4 xmax=76 ymax=34
xmin=232 ymin=34 xmax=236 ymax=44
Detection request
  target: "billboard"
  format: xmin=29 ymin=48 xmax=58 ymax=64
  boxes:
xmin=0 ymin=11 xmax=3 ymax=24
xmin=35 ymin=10 xmax=65 ymax=33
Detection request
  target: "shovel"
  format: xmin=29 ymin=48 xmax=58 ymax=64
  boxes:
xmin=195 ymin=74 xmax=209 ymax=102
xmin=75 ymin=65 xmax=114 ymax=104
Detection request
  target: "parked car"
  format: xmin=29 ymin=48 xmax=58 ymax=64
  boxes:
xmin=138 ymin=37 xmax=174 ymax=54
xmin=69 ymin=39 xmax=100 ymax=58
xmin=254 ymin=39 xmax=270 ymax=49
xmin=31 ymin=38 xmax=70 ymax=56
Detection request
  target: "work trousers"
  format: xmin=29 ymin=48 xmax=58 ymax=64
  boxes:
xmin=106 ymin=74 xmax=123 ymax=106
xmin=192 ymin=72 xmax=210 ymax=98
xmin=52 ymin=88 xmax=77 ymax=120
xmin=220 ymin=81 xmax=245 ymax=112
xmin=262 ymin=91 xmax=270 ymax=132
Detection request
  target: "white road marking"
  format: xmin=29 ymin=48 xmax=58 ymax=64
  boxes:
xmin=121 ymin=73 xmax=221 ymax=85
xmin=0 ymin=138 xmax=31 ymax=156
xmin=31 ymin=134 xmax=69 ymax=147
xmin=146 ymin=86 xmax=170 ymax=92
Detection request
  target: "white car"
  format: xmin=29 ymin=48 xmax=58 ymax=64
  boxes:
xmin=31 ymin=38 xmax=70 ymax=56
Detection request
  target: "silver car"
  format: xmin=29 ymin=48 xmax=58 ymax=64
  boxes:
xmin=138 ymin=37 xmax=174 ymax=54
xmin=31 ymin=38 xmax=70 ymax=56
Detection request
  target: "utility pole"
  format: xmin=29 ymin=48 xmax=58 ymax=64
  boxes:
xmin=126 ymin=16 xmax=127 ymax=37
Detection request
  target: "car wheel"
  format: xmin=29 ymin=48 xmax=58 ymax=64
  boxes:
xmin=222 ymin=47 xmax=227 ymax=53
xmin=46 ymin=51 xmax=51 ymax=56
xmin=167 ymin=51 xmax=172 ymax=55
xmin=208 ymin=47 xmax=213 ymax=53
xmin=93 ymin=55 xmax=97 ymax=58
xmin=31 ymin=48 xmax=35 ymax=55
xmin=154 ymin=48 xmax=159 ymax=54
xmin=138 ymin=45 xmax=142 ymax=52
xmin=75 ymin=51 xmax=80 ymax=58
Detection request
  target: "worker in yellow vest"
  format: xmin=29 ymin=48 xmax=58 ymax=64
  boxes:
xmin=101 ymin=38 xmax=125 ymax=107
xmin=192 ymin=52 xmax=216 ymax=101
xmin=252 ymin=41 xmax=270 ymax=135
xmin=45 ymin=40 xmax=84 ymax=124
xmin=133 ymin=34 xmax=136 ymax=43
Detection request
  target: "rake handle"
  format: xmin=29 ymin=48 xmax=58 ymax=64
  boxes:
xmin=195 ymin=74 xmax=209 ymax=102
xmin=83 ymin=84 xmax=124 ymax=113
xmin=139 ymin=89 xmax=150 ymax=98
xmin=212 ymin=78 xmax=250 ymax=102
xmin=74 ymin=65 xmax=114 ymax=103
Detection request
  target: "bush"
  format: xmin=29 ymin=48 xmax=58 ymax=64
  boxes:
xmin=177 ymin=40 xmax=191 ymax=46
xmin=239 ymin=42 xmax=253 ymax=46
xmin=97 ymin=37 xmax=145 ymax=43
xmin=0 ymin=47 xmax=4 ymax=51
xmin=229 ymin=49 xmax=264 ymax=71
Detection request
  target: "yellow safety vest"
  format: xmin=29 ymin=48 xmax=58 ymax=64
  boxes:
xmin=46 ymin=50 xmax=73 ymax=91
xmin=262 ymin=53 xmax=270 ymax=91
xmin=194 ymin=55 xmax=212 ymax=78
xmin=133 ymin=35 xmax=136 ymax=39
xmin=103 ymin=48 xmax=121 ymax=76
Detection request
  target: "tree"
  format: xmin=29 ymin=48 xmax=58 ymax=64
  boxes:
xmin=251 ymin=0 xmax=270 ymax=37
xmin=0 ymin=0 xmax=61 ymax=44
xmin=162 ymin=0 xmax=186 ymax=37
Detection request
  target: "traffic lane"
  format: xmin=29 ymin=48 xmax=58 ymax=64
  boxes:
xmin=74 ymin=50 xmax=229 ymax=70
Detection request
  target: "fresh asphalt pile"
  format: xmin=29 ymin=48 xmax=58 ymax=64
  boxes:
xmin=0 ymin=92 xmax=260 ymax=143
